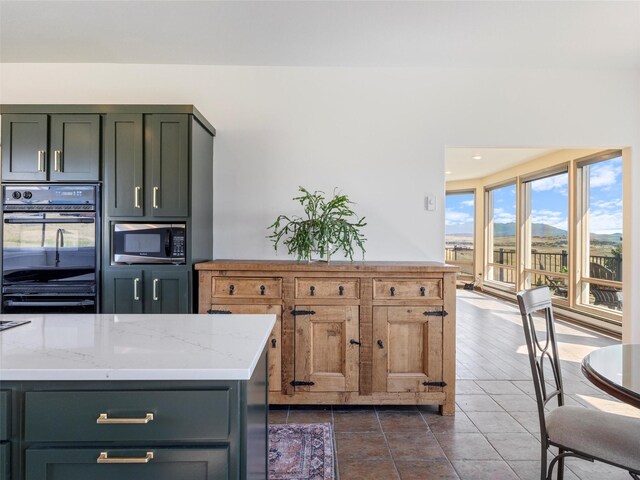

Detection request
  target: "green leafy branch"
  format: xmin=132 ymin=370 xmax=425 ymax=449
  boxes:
xmin=267 ymin=187 xmax=367 ymax=261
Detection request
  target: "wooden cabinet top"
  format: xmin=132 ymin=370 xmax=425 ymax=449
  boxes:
xmin=195 ymin=259 xmax=459 ymax=273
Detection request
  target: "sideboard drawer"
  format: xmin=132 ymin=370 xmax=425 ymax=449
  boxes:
xmin=211 ymin=277 xmax=282 ymax=299
xmin=25 ymin=447 xmax=229 ymax=480
xmin=0 ymin=390 xmax=9 ymax=441
xmin=295 ymin=278 xmax=360 ymax=300
xmin=25 ymin=390 xmax=231 ymax=443
xmin=373 ymin=278 xmax=443 ymax=301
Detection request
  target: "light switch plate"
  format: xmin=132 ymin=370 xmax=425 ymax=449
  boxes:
xmin=424 ymin=195 xmax=436 ymax=211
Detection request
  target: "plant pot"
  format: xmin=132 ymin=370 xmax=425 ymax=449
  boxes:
xmin=308 ymin=243 xmax=335 ymax=263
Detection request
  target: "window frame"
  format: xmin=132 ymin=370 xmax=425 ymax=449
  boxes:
xmin=444 ymin=189 xmax=476 ymax=281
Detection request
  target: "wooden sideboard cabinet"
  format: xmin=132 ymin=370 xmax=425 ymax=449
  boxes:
xmin=196 ymin=260 xmax=458 ymax=415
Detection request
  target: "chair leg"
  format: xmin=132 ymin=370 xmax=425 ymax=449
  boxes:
xmin=557 ymin=448 xmax=565 ymax=480
xmin=541 ymin=445 xmax=548 ymax=480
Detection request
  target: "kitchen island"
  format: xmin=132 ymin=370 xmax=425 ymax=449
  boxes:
xmin=0 ymin=313 xmax=275 ymax=480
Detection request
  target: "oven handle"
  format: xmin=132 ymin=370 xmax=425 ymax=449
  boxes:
xmin=3 ymin=300 xmax=95 ymax=307
xmin=4 ymin=218 xmax=95 ymax=224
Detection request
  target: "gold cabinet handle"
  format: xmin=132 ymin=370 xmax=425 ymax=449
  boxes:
xmin=153 ymin=186 xmax=159 ymax=209
xmin=153 ymin=278 xmax=159 ymax=301
xmin=97 ymin=451 xmax=154 ymax=464
xmin=54 ymin=150 xmax=62 ymax=172
xmin=134 ymin=186 xmax=142 ymax=208
xmin=37 ymin=150 xmax=46 ymax=172
xmin=133 ymin=278 xmax=141 ymax=301
xmin=97 ymin=412 xmax=153 ymax=424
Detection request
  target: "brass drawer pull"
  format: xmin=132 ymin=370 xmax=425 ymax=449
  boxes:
xmin=97 ymin=451 xmax=154 ymax=464
xmin=97 ymin=412 xmax=154 ymax=424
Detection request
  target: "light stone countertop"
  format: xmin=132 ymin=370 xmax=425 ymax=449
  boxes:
xmin=0 ymin=313 xmax=275 ymax=381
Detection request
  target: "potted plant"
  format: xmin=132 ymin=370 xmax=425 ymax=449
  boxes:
xmin=267 ymin=187 xmax=367 ymax=262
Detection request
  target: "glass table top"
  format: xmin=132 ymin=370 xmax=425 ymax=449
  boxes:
xmin=582 ymin=344 xmax=640 ymax=401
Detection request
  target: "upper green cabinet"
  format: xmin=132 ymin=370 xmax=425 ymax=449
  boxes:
xmin=1 ymin=114 xmax=100 ymax=182
xmin=106 ymin=114 xmax=189 ymax=218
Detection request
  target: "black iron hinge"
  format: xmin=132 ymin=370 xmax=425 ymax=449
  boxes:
xmin=423 ymin=310 xmax=448 ymax=317
xmin=208 ymin=309 xmax=232 ymax=314
xmin=290 ymin=380 xmax=315 ymax=386
xmin=422 ymin=381 xmax=447 ymax=387
xmin=291 ymin=309 xmax=316 ymax=316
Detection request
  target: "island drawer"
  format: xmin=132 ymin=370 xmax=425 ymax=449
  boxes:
xmin=211 ymin=276 xmax=282 ymax=299
xmin=25 ymin=390 xmax=231 ymax=443
xmin=0 ymin=390 xmax=9 ymax=441
xmin=295 ymin=278 xmax=360 ymax=299
xmin=25 ymin=446 xmax=229 ymax=480
xmin=373 ymin=278 xmax=443 ymax=301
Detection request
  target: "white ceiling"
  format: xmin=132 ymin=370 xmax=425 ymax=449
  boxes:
xmin=1 ymin=1 xmax=639 ymax=68
xmin=445 ymin=147 xmax=557 ymax=182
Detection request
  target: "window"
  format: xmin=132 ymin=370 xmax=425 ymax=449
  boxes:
xmin=486 ymin=183 xmax=516 ymax=285
xmin=445 ymin=191 xmax=474 ymax=279
xmin=578 ymin=153 xmax=623 ymax=312
xmin=522 ymin=170 xmax=569 ymax=299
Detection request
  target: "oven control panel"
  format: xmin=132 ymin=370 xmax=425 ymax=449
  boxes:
xmin=3 ymin=185 xmax=96 ymax=205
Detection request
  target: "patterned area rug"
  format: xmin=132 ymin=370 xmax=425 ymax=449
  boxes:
xmin=269 ymin=423 xmax=335 ymax=480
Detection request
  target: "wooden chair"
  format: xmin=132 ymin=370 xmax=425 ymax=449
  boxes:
xmin=516 ymin=286 xmax=640 ymax=480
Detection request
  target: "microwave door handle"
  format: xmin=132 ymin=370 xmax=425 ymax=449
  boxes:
xmin=166 ymin=229 xmax=172 ymax=258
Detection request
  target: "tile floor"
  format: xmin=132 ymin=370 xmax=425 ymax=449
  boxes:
xmin=269 ymin=289 xmax=639 ymax=480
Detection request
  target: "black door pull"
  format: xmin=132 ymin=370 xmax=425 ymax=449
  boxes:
xmin=339 ymin=286 xmax=344 ymax=296
xmin=229 ymin=285 xmax=235 ymax=295
xmin=390 ymin=287 xmax=395 ymax=297
xmin=420 ymin=287 xmax=426 ymax=296
xmin=310 ymin=286 xmax=315 ymax=296
xmin=260 ymin=285 xmax=266 ymax=296
xmin=377 ymin=339 xmax=384 ymax=348
xmin=271 ymin=338 xmax=277 ymax=348
xmin=350 ymin=339 xmax=361 ymax=345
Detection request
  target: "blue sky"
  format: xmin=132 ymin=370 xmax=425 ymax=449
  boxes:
xmin=446 ymin=156 xmax=622 ymax=235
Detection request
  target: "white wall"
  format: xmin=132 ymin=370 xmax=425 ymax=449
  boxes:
xmin=1 ymin=63 xmax=639 ymax=341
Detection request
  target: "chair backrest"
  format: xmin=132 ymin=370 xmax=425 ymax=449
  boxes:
xmin=590 ymin=262 xmax=614 ymax=281
xmin=516 ymin=286 xmax=565 ymax=438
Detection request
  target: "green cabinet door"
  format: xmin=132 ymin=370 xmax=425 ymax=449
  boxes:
xmin=0 ymin=442 xmax=9 ymax=480
xmin=105 ymin=114 xmax=144 ymax=217
xmin=102 ymin=269 xmax=144 ymax=314
xmin=147 ymin=115 xmax=189 ymax=217
xmin=1 ymin=114 xmax=48 ymax=181
xmin=50 ymin=115 xmax=100 ymax=181
xmin=26 ymin=447 xmax=229 ymax=480
xmin=149 ymin=270 xmax=189 ymax=313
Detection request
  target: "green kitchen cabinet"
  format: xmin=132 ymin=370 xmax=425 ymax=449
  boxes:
xmin=146 ymin=115 xmax=189 ymax=217
xmin=0 ymin=442 xmax=9 ymax=480
xmin=105 ymin=113 xmax=189 ymax=218
xmin=105 ymin=114 xmax=144 ymax=217
xmin=1 ymin=114 xmax=100 ymax=182
xmin=102 ymin=269 xmax=145 ymax=314
xmin=1 ymin=114 xmax=48 ymax=181
xmin=102 ymin=268 xmax=189 ymax=314
xmin=25 ymin=448 xmax=229 ymax=480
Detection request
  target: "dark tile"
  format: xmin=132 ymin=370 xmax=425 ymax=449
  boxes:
xmin=435 ymin=433 xmax=501 ymax=460
xmin=466 ymin=411 xmax=527 ymax=433
xmin=395 ymin=458 xmax=460 ymax=479
xmin=287 ymin=409 xmax=333 ymax=424
xmin=420 ymin=411 xmax=480 ymax=434
xmin=335 ymin=431 xmax=391 ymax=459
xmin=333 ymin=410 xmax=381 ymax=432
xmin=339 ymin=458 xmax=400 ymax=480
xmin=385 ymin=431 xmax=446 ymax=461
xmin=378 ymin=410 xmax=429 ymax=432
xmin=452 ymin=460 xmax=519 ymax=480
xmin=485 ymin=433 xmax=541 ymax=461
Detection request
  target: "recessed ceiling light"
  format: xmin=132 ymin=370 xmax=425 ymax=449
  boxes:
xmin=472 ymin=155 xmax=483 ymax=161
xmin=445 ymin=171 xmax=452 ymax=175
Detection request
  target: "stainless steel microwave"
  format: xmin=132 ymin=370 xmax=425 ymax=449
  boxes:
xmin=112 ymin=223 xmax=186 ymax=264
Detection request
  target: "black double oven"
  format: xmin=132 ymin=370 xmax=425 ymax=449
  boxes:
xmin=1 ymin=184 xmax=99 ymax=313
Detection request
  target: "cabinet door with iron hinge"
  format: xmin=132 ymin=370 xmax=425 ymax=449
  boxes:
xmin=372 ymin=306 xmax=445 ymax=393
xmin=293 ymin=305 xmax=359 ymax=393
xmin=208 ymin=304 xmax=282 ymax=393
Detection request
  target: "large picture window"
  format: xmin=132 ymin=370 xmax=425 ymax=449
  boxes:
xmin=522 ymin=170 xmax=569 ymax=299
xmin=578 ymin=153 xmax=623 ymax=312
xmin=486 ymin=183 xmax=516 ymax=285
xmin=445 ymin=191 xmax=474 ymax=279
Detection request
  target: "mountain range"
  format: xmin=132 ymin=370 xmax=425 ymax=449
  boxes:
xmin=447 ymin=222 xmax=621 ymax=243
